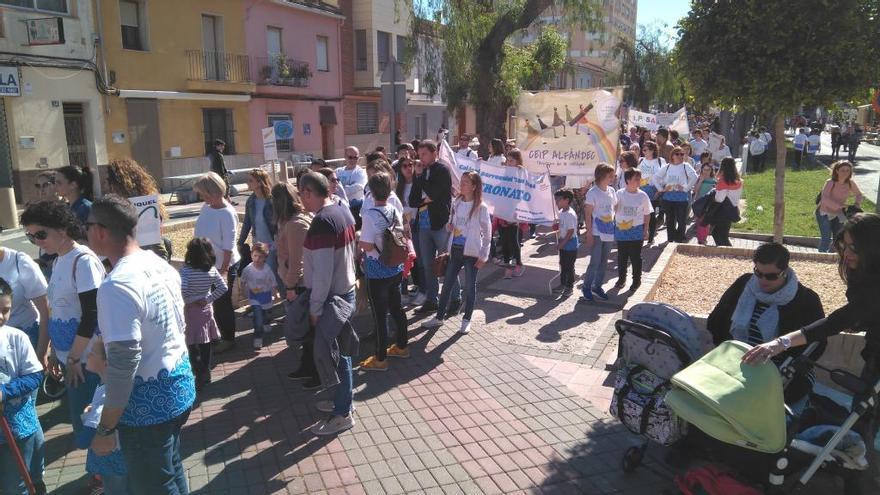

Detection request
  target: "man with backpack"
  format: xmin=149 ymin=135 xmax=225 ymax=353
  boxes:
xmin=357 ymin=172 xmax=410 ymax=372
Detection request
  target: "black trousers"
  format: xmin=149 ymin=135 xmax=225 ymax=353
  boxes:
xmin=662 ymin=200 xmax=689 ymax=242
xmin=367 ymin=273 xmax=408 ymax=361
xmin=558 ymin=250 xmax=577 ymax=288
xmin=647 ymin=211 xmax=658 ymax=242
xmin=712 ymin=222 xmax=732 ymax=246
xmin=212 ymin=263 xmax=238 ymax=342
xmin=616 ymin=240 xmax=643 ymax=283
xmin=187 ymin=343 xmax=212 ymax=379
xmin=500 ymin=224 xmax=522 ymax=265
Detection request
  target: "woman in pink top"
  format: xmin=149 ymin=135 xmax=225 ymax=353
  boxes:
xmin=816 ymin=160 xmax=863 ymax=252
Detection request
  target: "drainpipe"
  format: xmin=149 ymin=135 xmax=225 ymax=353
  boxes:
xmin=93 ymin=0 xmax=110 ymax=198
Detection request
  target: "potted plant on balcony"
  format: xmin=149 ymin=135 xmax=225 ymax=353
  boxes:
xmin=271 ymin=53 xmax=291 ymax=85
xmin=291 ymin=63 xmax=312 ymax=87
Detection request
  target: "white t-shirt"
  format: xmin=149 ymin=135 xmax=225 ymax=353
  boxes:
xmin=361 ymin=190 xmax=404 ymax=218
xmin=807 ymin=134 xmax=821 ymax=153
xmin=615 ymin=189 xmax=653 ymax=241
xmin=194 ymin=203 xmax=241 ymax=270
xmin=47 ymin=244 xmax=104 ymax=362
xmin=486 ymin=155 xmax=506 ymax=167
xmin=0 ymin=248 xmax=47 ymax=331
xmin=638 ymin=158 xmax=665 ymax=188
xmin=335 ymin=166 xmax=368 ymax=202
xmin=360 ymin=204 xmax=403 ymax=259
xmin=712 ymin=145 xmax=732 ymax=163
xmin=401 ymin=182 xmax=418 ymax=220
xmin=450 ymin=200 xmax=472 ymax=246
xmin=558 ymin=207 xmax=579 ymax=251
xmin=690 ymin=138 xmax=708 ymax=156
xmin=749 ymin=138 xmax=766 ymax=155
xmin=241 ymin=263 xmax=276 ymax=309
xmin=793 ymin=133 xmax=808 ymax=149
xmin=0 ymin=325 xmax=42 ymax=441
xmin=97 ymin=249 xmax=194 ymax=427
xmin=584 ymin=186 xmax=617 ymax=242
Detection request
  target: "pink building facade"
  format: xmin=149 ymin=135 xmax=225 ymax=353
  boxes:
xmin=244 ymin=1 xmax=345 ymax=160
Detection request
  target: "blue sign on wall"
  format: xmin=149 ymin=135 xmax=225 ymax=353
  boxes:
xmin=273 ymin=120 xmax=294 ymax=140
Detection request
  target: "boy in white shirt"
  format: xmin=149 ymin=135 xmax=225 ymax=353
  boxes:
xmin=613 ymin=170 xmax=653 ymax=294
xmin=553 ymin=189 xmax=579 ymax=297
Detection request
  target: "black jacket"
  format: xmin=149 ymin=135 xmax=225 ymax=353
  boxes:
xmin=708 ymin=273 xmax=826 ymax=402
xmin=409 ymin=161 xmax=452 ymax=231
xmin=209 ymin=150 xmax=228 ymax=177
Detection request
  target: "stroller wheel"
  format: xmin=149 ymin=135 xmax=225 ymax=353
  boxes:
xmin=622 ymin=445 xmax=645 ymax=473
xmin=41 ymin=373 xmax=66 ymax=401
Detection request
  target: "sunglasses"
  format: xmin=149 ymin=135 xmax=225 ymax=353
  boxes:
xmin=753 ymin=268 xmax=785 ymax=281
xmin=25 ymin=230 xmax=49 ymax=243
xmin=346 ymin=155 xmax=358 ymax=160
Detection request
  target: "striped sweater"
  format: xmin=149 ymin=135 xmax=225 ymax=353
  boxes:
xmin=303 ymin=202 xmax=357 ymax=317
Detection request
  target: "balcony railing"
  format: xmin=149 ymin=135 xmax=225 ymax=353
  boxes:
xmin=254 ymin=56 xmax=311 ymax=88
xmin=186 ymin=50 xmax=252 ymax=83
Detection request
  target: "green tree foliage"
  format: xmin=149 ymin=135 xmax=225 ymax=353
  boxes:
xmin=676 ymin=0 xmax=880 ymax=241
xmin=610 ymin=23 xmax=682 ymax=111
xmin=405 ymin=0 xmax=601 ymax=152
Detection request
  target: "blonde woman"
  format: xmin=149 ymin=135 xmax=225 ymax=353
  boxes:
xmin=422 ymin=171 xmax=491 ymax=335
xmin=193 ymin=172 xmax=241 ymax=353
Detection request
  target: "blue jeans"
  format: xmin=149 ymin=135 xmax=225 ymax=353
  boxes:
xmin=332 ymin=290 xmax=356 ymax=417
xmin=118 ymin=409 xmax=191 ymax=495
xmin=418 ymin=228 xmax=460 ymax=305
xmin=267 ymin=246 xmax=285 ymax=294
xmin=583 ymin=237 xmax=612 ymax=295
xmin=251 ymin=305 xmax=266 ymax=337
xmin=816 ymin=211 xmax=841 ymax=253
xmin=437 ymin=246 xmax=478 ymax=321
xmin=61 ymin=363 xmax=101 ymax=441
xmin=0 ymin=429 xmax=43 ymax=495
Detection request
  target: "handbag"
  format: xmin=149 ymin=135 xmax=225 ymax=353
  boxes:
xmin=609 ymin=364 xmax=685 ymax=446
xmin=432 ymin=253 xmax=449 ymax=277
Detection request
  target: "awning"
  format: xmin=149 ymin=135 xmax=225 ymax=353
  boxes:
xmin=118 ymin=90 xmax=251 ymax=102
xmin=319 ymin=105 xmax=337 ymax=125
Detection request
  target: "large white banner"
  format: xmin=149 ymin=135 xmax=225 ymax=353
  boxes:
xmin=657 ymin=106 xmax=690 ymax=137
xmin=439 ymin=141 xmax=556 ymax=224
xmin=627 ymin=109 xmax=659 ymax=131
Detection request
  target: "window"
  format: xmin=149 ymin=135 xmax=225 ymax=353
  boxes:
xmin=119 ymin=0 xmax=147 ymax=51
xmin=354 ymin=29 xmax=367 ymax=71
xmin=0 ymin=0 xmax=67 ymax=13
xmin=203 ymin=109 xmax=236 ymax=155
xmin=268 ymin=114 xmax=293 ymax=152
xmin=316 ymin=35 xmax=329 ymax=72
xmin=266 ymin=27 xmax=282 ymax=58
xmin=396 ymin=35 xmax=407 ymax=63
xmin=356 ymin=102 xmax=378 ymax=134
xmin=377 ymin=31 xmax=391 ymax=70
xmin=413 ymin=114 xmax=427 ymax=140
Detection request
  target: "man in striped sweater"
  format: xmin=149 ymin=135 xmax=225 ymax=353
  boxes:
xmin=299 ymin=172 xmax=358 ymax=435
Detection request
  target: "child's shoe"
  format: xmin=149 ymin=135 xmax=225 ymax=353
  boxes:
xmin=253 ymin=337 xmax=263 ymax=350
xmin=311 ymin=414 xmax=355 ymax=436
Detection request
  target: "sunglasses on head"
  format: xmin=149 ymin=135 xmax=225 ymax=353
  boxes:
xmin=25 ymin=230 xmax=49 ymax=243
xmin=753 ymin=268 xmax=785 ymax=281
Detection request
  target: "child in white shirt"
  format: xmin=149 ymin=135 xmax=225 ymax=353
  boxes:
xmin=553 ymin=189 xmax=579 ymax=296
xmin=240 ymin=242 xmax=277 ymax=350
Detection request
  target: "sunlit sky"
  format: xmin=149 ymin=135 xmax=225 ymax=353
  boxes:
xmin=637 ymin=0 xmax=691 ymax=45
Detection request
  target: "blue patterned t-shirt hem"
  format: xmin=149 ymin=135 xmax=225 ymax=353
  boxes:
xmin=119 ymin=357 xmax=196 ymax=427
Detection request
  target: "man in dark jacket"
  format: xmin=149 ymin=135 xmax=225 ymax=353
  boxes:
xmin=208 ymin=139 xmax=236 ymax=204
xmin=409 ymin=140 xmax=461 ymax=315
xmin=707 ymin=243 xmax=826 ymax=405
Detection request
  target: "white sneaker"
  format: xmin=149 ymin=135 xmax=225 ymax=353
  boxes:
xmin=316 ymin=400 xmax=356 ymax=414
xmin=253 ymin=337 xmax=263 ymax=350
xmin=421 ymin=316 xmax=444 ymax=329
xmin=459 ymin=319 xmax=471 ymax=335
xmin=410 ymin=292 xmax=427 ymax=307
xmin=311 ymin=414 xmax=355 ymax=436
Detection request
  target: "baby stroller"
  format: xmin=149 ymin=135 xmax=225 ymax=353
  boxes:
xmin=666 ymin=340 xmax=880 ymax=494
xmin=610 ymin=303 xmax=714 ymax=472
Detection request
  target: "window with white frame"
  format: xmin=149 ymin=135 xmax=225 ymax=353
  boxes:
xmin=0 ymin=0 xmax=67 ymax=13
xmin=316 ymin=35 xmax=329 ymax=72
xmin=356 ymin=102 xmax=378 ymax=134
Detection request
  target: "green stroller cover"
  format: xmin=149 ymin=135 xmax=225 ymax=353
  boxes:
xmin=666 ymin=340 xmax=787 ymax=453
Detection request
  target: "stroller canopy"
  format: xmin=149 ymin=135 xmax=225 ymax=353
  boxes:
xmin=666 ymin=341 xmax=787 ymax=453
xmin=626 ymin=302 xmax=714 ymax=361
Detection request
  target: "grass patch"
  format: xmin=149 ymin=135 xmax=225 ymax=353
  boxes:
xmin=735 ymin=165 xmax=875 ymax=237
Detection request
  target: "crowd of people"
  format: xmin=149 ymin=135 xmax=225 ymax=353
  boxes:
xmin=0 ymin=113 xmax=876 ymax=493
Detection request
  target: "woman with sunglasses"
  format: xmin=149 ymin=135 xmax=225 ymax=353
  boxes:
xmin=654 ymin=146 xmax=698 ymax=243
xmin=708 ymin=242 xmax=825 ymax=406
xmin=20 ymin=201 xmax=104 ymax=453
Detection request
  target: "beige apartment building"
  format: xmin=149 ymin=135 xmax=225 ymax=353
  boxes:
xmin=513 ymin=0 xmax=637 ymax=90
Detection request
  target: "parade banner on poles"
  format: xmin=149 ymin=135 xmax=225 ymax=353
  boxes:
xmin=627 ymin=109 xmax=660 ymax=131
xmin=439 ymin=141 xmax=556 ymax=224
xmin=515 ymin=88 xmax=622 ymax=177
xmin=657 ymin=106 xmax=690 ymax=137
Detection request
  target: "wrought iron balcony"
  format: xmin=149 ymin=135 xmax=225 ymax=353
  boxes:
xmin=254 ymin=56 xmax=312 ymax=88
xmin=186 ymin=50 xmax=252 ymax=83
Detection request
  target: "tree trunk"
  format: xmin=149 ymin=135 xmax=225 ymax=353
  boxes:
xmin=773 ymin=114 xmax=787 ymax=243
xmin=475 ymin=102 xmax=509 ymax=159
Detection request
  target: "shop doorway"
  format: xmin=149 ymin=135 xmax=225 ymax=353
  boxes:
xmin=62 ymin=103 xmax=88 ymax=168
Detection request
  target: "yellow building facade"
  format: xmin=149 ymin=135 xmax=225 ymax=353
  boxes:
xmin=100 ymin=0 xmax=258 ymax=188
